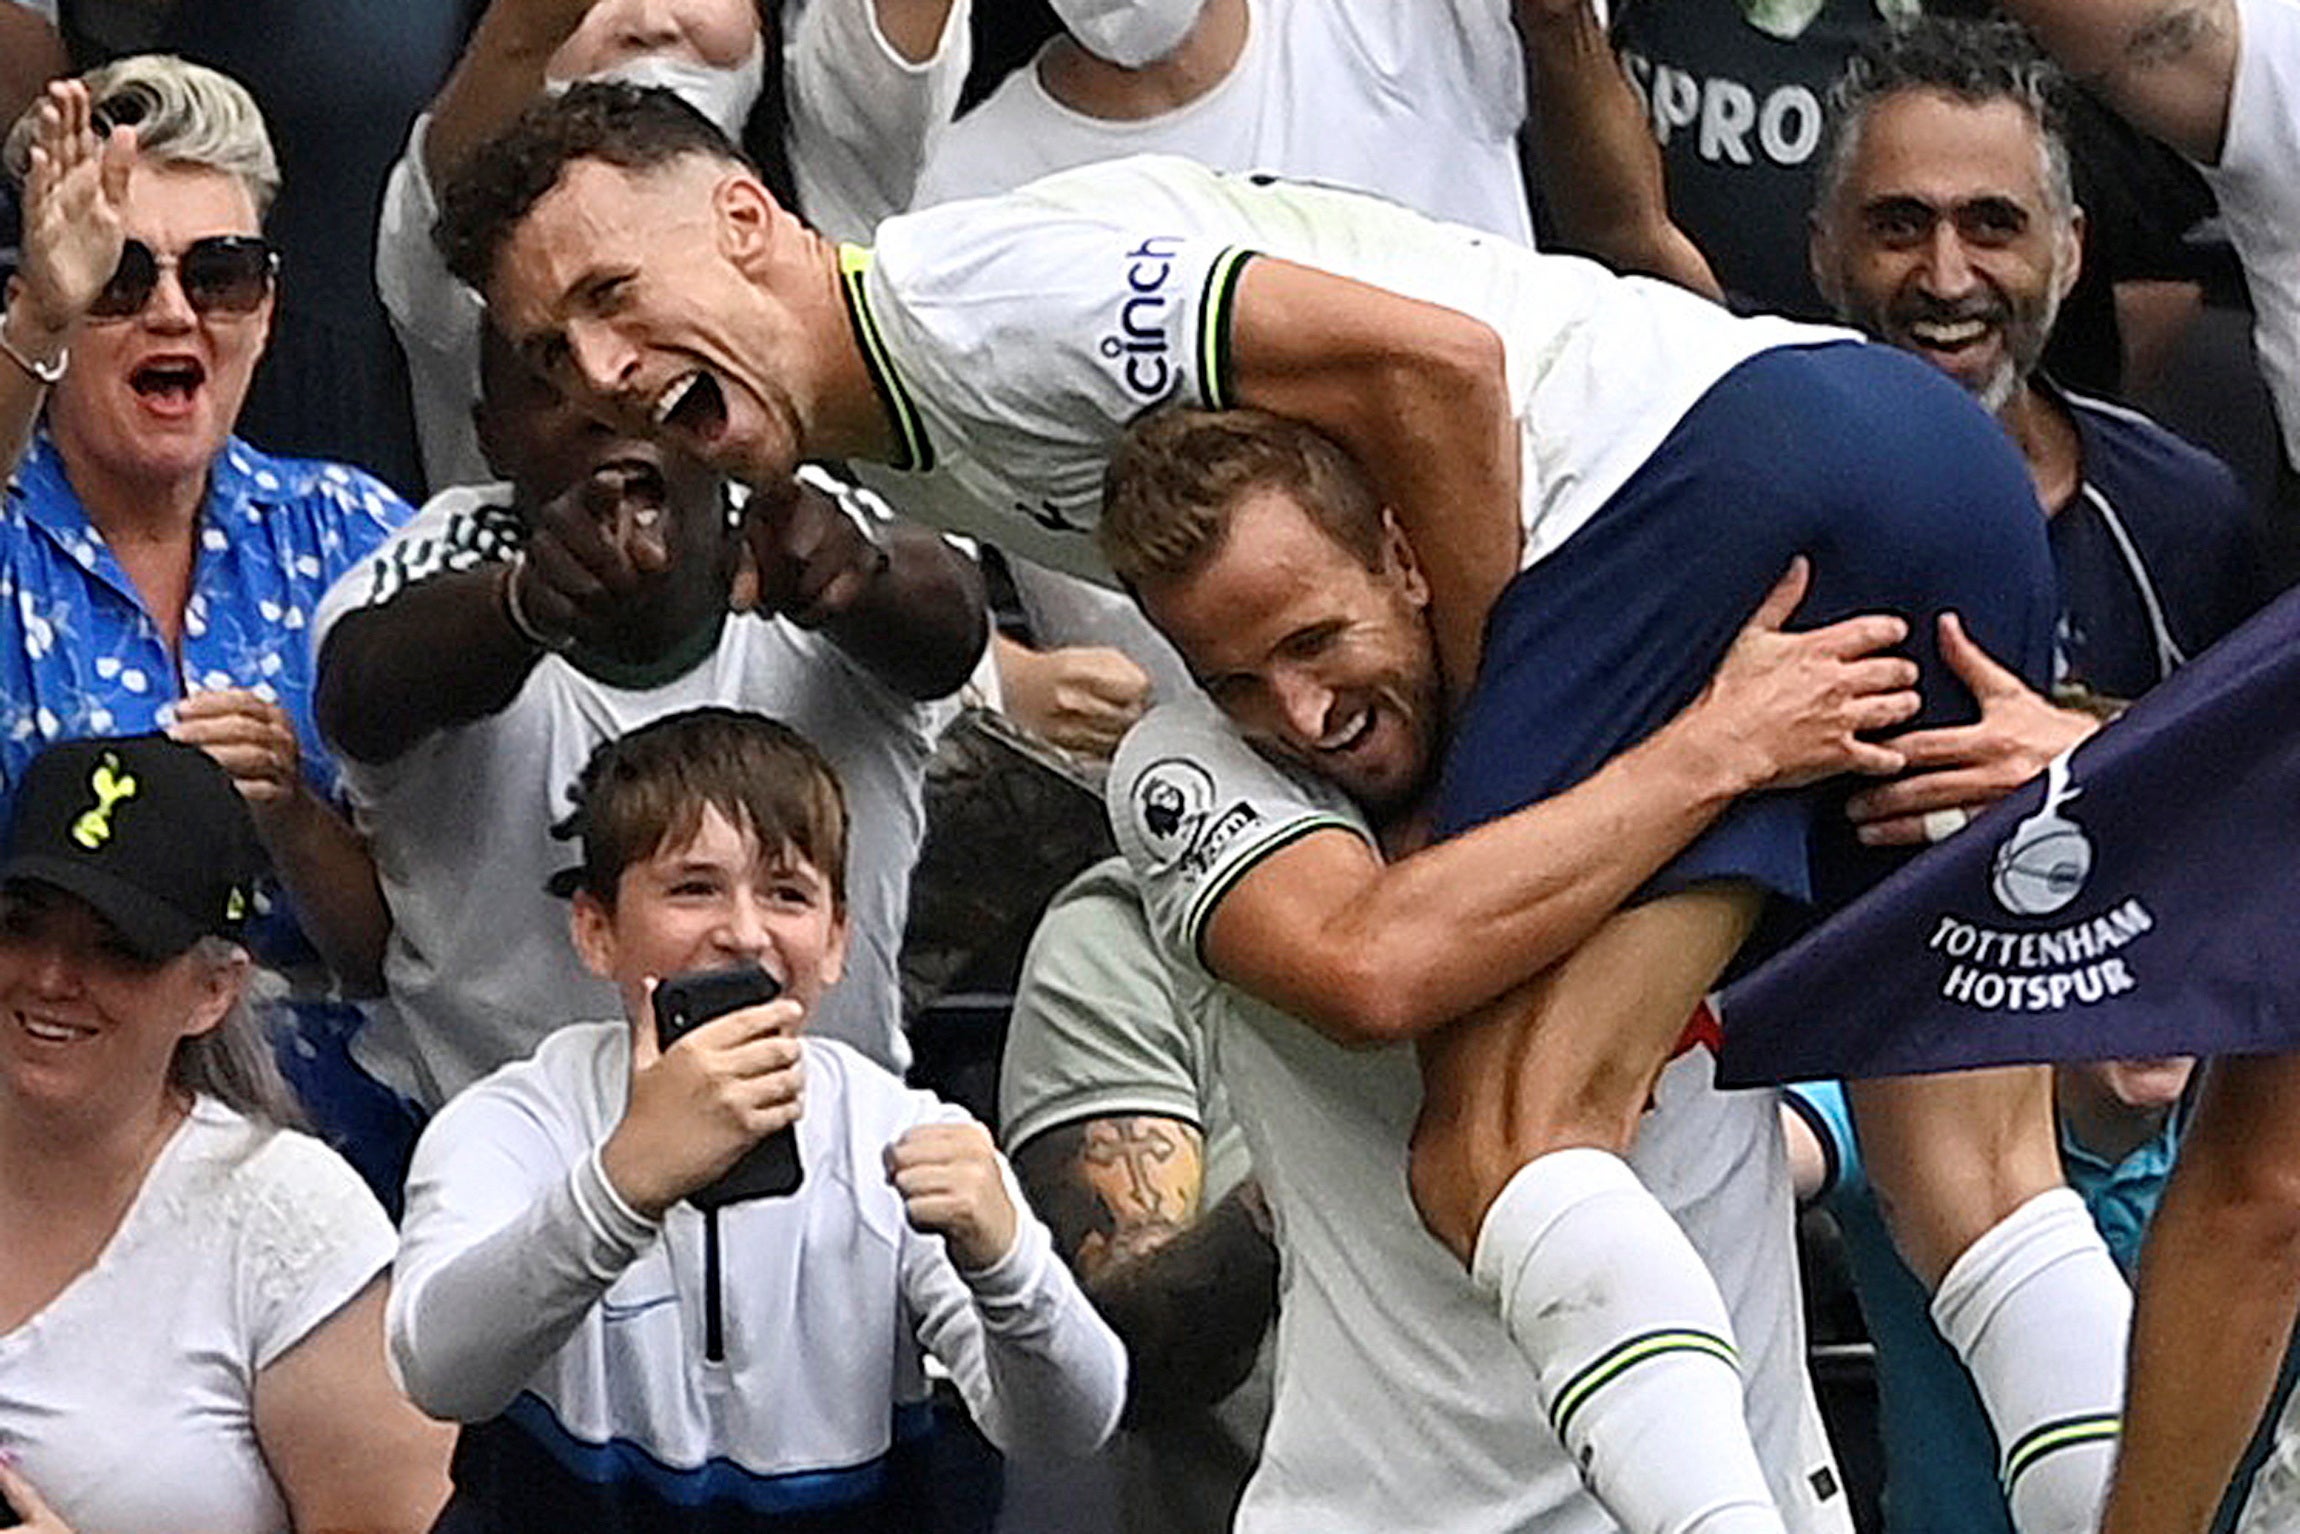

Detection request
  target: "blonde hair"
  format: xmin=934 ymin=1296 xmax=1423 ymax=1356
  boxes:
xmin=4 ymin=54 xmax=279 ymax=215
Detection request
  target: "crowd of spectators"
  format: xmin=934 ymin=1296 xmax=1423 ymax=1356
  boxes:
xmin=1 ymin=1 xmax=2296 ymax=1532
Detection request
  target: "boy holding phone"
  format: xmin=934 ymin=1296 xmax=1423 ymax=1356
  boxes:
xmin=386 ymin=707 xmax=1126 ymax=1532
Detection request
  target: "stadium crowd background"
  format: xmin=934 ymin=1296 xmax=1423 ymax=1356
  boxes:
xmin=0 ymin=1 xmax=2296 ymax=1532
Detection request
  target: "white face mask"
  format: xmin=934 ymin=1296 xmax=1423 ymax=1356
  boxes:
xmin=561 ymin=35 xmax=768 ymax=140
xmin=1049 ymin=0 xmax=1209 ymax=68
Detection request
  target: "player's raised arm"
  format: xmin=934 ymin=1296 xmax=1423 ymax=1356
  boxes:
xmin=2000 ymin=0 xmax=2238 ymax=161
xmin=1225 ymin=258 xmax=1523 ymax=704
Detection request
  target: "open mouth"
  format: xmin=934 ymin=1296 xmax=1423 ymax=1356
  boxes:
xmin=17 ymin=1011 xmax=95 ymax=1045
xmin=592 ymin=454 xmax=669 ymax=509
xmin=1903 ymin=316 xmax=1994 ymax=355
xmin=130 ymin=357 xmax=206 ymax=405
xmin=1318 ymin=708 xmax=1378 ymax=756
xmin=653 ymin=370 xmax=729 ymax=447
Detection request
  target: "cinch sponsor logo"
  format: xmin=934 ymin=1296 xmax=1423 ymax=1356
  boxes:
xmin=1102 ymin=237 xmax=1184 ymax=399
xmin=1620 ymin=53 xmax=1826 ymax=168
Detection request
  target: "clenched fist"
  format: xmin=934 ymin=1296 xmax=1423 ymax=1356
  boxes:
xmin=885 ymin=1120 xmax=1018 ymax=1273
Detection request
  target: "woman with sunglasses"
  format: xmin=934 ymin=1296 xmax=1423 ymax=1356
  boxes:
xmin=0 ymin=733 xmax=454 ymax=1534
xmin=0 ymin=60 xmax=410 ymax=1061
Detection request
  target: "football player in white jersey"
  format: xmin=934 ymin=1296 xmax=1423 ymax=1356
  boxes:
xmin=1097 ymin=592 xmax=1901 ymax=1532
xmin=438 ymin=89 xmax=2126 ymax=1534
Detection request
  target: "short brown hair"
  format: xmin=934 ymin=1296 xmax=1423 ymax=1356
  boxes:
xmin=556 ymin=708 xmax=849 ymax=912
xmin=435 ymin=81 xmax=754 ymax=295
xmin=1100 ymin=407 xmax=1388 ymax=589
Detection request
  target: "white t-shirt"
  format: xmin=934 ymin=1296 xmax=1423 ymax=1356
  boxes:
xmin=914 ymin=0 xmax=1530 ymax=243
xmin=375 ymin=0 xmax=971 ymax=492
xmin=389 ymin=1022 xmax=1124 ymax=1488
xmin=1105 ymin=700 xmax=1850 ymax=1534
xmin=0 ymin=1098 xmax=394 ymax=1534
xmin=847 ymin=154 xmax=1840 ymax=585
xmin=312 ymin=480 xmax=945 ymax=1107
xmin=2207 ymin=0 xmax=2300 ymax=466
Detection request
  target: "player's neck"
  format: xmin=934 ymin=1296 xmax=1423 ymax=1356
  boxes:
xmin=803 ymin=231 xmax=901 ymax=465
xmin=1038 ymin=0 xmax=1250 ymax=122
xmin=1999 ymin=378 xmax=2082 ymax=517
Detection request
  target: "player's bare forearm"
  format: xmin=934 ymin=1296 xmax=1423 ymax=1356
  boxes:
xmin=2104 ymin=1054 xmax=2300 ymax=1534
xmin=815 ymin=523 xmax=988 ymax=700
xmin=1515 ymin=0 xmax=1725 ymax=300
xmin=315 ymin=568 xmax=546 ymax=766
xmin=1229 ymin=259 xmax=1522 ymax=706
xmin=1203 ymin=716 xmax=1751 ymax=1048
xmin=424 ymin=0 xmax=599 ymax=183
xmin=2001 ymin=0 xmax=2236 ymax=162
xmin=1012 ymin=1118 xmax=1278 ymax=1424
xmin=1206 ymin=572 xmax=1916 ymax=1046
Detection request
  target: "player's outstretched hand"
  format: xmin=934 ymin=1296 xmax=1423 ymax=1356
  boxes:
xmin=886 ymin=1121 xmax=1019 ymax=1273
xmin=601 ymin=989 xmax=806 ymax=1219
xmin=1846 ymin=611 xmax=2101 ymax=846
xmin=733 ymin=479 xmax=890 ymax=627
xmin=509 ymin=465 xmax=675 ymax=652
xmin=1692 ymin=558 xmax=1920 ymax=792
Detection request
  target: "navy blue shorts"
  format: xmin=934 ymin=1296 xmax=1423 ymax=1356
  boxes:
xmin=1430 ymin=341 xmax=2057 ymax=958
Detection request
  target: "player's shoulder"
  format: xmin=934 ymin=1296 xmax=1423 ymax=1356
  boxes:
xmin=1110 ymin=698 xmax=1362 ymax=850
xmin=877 ymin=155 xmax=1240 ymax=276
xmin=1109 ymin=699 xmax=1369 ymax=946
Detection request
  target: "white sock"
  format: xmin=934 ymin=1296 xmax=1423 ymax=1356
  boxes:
xmin=1472 ymin=1147 xmax=1786 ymax=1534
xmin=1931 ymin=1186 xmax=2130 ymax=1534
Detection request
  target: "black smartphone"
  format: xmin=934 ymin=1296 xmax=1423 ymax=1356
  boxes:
xmin=653 ymin=966 xmax=804 ymax=1206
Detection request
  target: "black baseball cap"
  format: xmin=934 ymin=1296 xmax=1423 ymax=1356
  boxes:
xmin=1 ymin=734 xmax=264 ymax=960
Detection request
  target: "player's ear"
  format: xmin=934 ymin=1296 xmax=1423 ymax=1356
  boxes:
xmin=714 ymin=170 xmax=779 ymax=275
xmin=1378 ymin=509 xmax=1428 ymax=607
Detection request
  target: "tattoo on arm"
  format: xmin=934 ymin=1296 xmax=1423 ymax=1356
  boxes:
xmin=1013 ymin=1116 xmax=1279 ymax=1423
xmin=1015 ymin=1116 xmax=1204 ymax=1283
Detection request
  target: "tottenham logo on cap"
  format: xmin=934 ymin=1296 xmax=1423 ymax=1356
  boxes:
xmin=1991 ymin=751 xmax=2093 ymax=917
xmin=70 ymin=752 xmax=139 ymax=850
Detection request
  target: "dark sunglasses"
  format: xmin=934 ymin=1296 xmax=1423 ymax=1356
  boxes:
xmin=86 ymin=236 xmax=279 ymax=320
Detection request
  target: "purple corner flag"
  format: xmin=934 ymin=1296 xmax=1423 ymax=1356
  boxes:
xmin=1717 ymin=583 xmax=2300 ymax=1088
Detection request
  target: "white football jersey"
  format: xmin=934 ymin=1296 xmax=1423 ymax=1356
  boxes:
xmin=846 ymin=154 xmax=1843 ymax=583
xmin=1107 ymin=700 xmax=1850 ymax=1533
